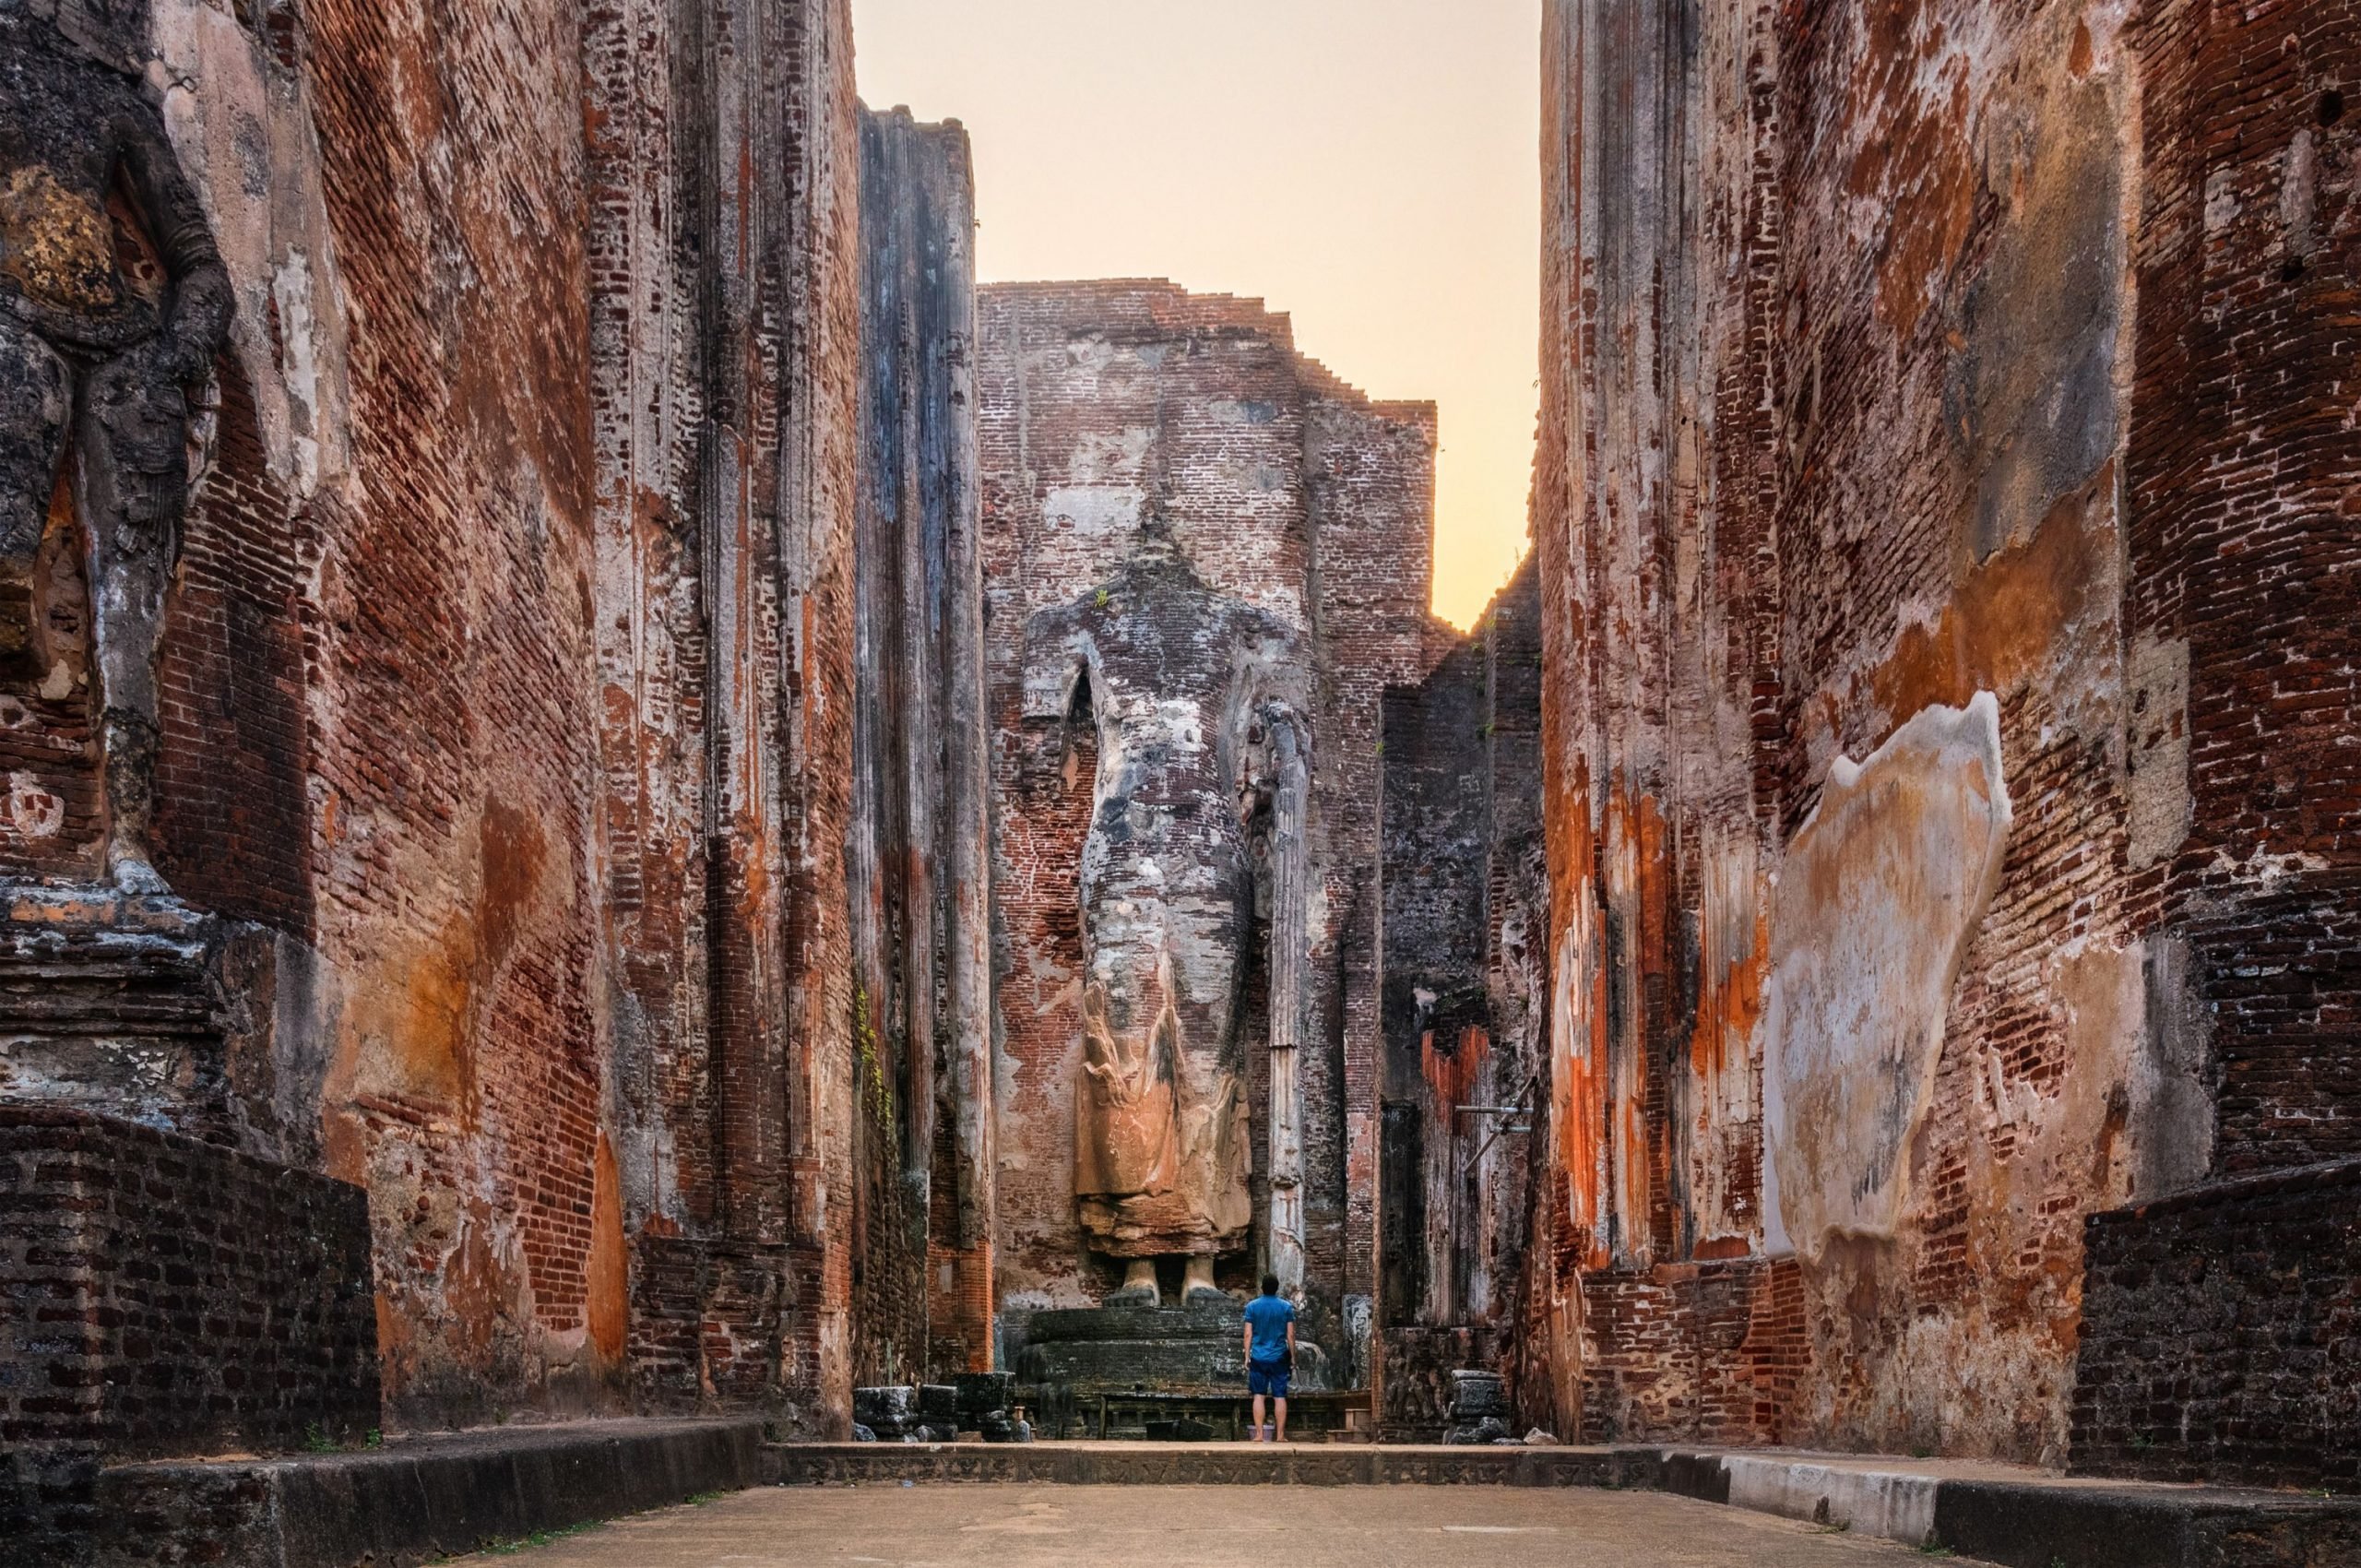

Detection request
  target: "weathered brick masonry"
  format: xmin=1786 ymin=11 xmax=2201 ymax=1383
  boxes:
xmin=2125 ymin=1 xmax=2361 ymax=1175
xmin=0 ymin=0 xmax=874 ymax=1485
xmin=2072 ymin=1159 xmax=2361 ymax=1491
xmin=0 ymin=1106 xmax=377 ymax=1562
xmin=1574 ymin=1257 xmax=1807 ymax=1449
xmin=587 ymin=0 xmax=861 ymax=1431
xmin=849 ymin=105 xmax=994 ymax=1383
xmin=1531 ymin=0 xmax=2358 ymax=1475
xmin=1375 ymin=560 xmax=1549 ymax=1433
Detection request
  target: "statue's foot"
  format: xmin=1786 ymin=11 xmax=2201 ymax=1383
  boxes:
xmin=1106 ymin=1257 xmax=1161 ymax=1308
xmin=1180 ymin=1254 xmax=1227 ymax=1304
xmin=108 ymin=852 xmax=172 ymax=897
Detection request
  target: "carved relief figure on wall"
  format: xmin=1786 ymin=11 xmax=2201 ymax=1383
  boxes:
xmin=1030 ymin=526 xmax=1312 ymax=1306
xmin=0 ymin=0 xmax=233 ymax=892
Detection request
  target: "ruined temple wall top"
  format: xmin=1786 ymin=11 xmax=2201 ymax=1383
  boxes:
xmin=977 ymin=279 xmax=1436 ymax=642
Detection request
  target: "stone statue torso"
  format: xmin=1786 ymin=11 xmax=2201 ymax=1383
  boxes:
xmin=1030 ymin=548 xmax=1304 ymax=1264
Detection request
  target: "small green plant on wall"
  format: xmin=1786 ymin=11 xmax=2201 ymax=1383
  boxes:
xmin=852 ymin=983 xmax=896 ymax=1136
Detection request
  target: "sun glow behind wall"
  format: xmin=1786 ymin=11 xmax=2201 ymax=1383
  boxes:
xmin=849 ymin=0 xmax=1542 ymax=630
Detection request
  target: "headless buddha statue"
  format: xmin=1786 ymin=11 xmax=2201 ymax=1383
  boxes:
xmin=1034 ymin=532 xmax=1308 ymax=1306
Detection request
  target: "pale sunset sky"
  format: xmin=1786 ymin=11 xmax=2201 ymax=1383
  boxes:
xmin=849 ymin=0 xmax=1544 ymax=629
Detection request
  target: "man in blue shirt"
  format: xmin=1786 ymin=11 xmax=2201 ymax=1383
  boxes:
xmin=1241 ymin=1273 xmax=1296 ymax=1442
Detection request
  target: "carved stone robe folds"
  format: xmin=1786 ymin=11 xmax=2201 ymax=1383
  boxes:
xmin=1026 ymin=545 xmax=1311 ymax=1264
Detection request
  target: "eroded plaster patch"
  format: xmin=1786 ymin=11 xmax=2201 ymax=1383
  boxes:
xmin=1765 ymin=694 xmax=2012 ymax=1260
xmin=151 ymin=0 xmax=353 ymax=499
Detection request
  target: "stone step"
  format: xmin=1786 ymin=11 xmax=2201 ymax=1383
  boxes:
xmin=1018 ymin=1301 xmax=1242 ymax=1341
xmin=1653 ymin=1448 xmax=2361 ymax=1568
xmin=90 ymin=1418 xmax=765 ymax=1568
xmin=768 ymin=1442 xmax=1642 ymax=1488
xmin=767 ymin=1441 xmax=2361 ymax=1566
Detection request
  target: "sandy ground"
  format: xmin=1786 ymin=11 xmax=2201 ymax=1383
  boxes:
xmin=453 ymin=1482 xmax=1936 ymax=1566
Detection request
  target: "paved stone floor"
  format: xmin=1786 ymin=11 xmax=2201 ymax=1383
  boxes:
xmin=462 ymin=1483 xmax=1934 ymax=1565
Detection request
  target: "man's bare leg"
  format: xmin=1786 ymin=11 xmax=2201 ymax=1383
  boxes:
xmin=1274 ymin=1395 xmax=1287 ymax=1443
xmin=1251 ymin=1394 xmax=1265 ymax=1441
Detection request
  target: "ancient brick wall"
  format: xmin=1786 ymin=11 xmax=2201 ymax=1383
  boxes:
xmin=0 ymin=0 xmax=867 ymax=1443
xmin=286 ymin=0 xmax=615 ymax=1427
xmin=2071 ymin=1159 xmax=2361 ymax=1491
xmin=1577 ymin=1257 xmax=1806 ymax=1448
xmin=583 ymin=0 xmax=863 ymax=1434
xmin=2045 ymin=1 xmax=2361 ymax=1491
xmin=0 ymin=1106 xmax=378 ymax=1562
xmin=1375 ymin=560 xmax=1548 ymax=1412
xmin=2123 ymin=1 xmax=2360 ymax=1175
xmin=1378 ymin=636 xmax=1487 ymax=1332
xmin=1304 ymin=386 xmax=1442 ymax=1374
xmin=152 ymin=353 xmax=314 ymax=932
xmin=1529 ymin=0 xmax=2354 ymax=1467
xmin=1529 ymin=0 xmax=1785 ymax=1439
xmin=978 ymin=282 xmax=1433 ymax=1382
xmin=849 ymin=106 xmax=993 ymax=1383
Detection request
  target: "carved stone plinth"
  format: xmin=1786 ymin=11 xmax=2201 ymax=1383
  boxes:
xmin=0 ymin=882 xmax=242 ymax=1143
xmin=1013 ymin=1300 xmax=1330 ymax=1404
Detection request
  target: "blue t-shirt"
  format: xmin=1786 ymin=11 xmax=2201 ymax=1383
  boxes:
xmin=1243 ymin=1294 xmax=1294 ymax=1365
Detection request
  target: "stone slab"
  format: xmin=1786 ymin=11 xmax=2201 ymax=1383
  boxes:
xmin=90 ymin=1418 xmax=765 ymax=1567
xmin=1928 ymin=1479 xmax=2361 ymax=1568
xmin=765 ymin=1442 xmax=1645 ymax=1489
xmin=1654 ymin=1448 xmax=2361 ymax=1567
xmin=422 ymin=1481 xmax=1998 ymax=1567
xmin=767 ymin=1440 xmax=2361 ymax=1565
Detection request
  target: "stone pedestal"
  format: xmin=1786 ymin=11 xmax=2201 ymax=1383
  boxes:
xmin=1014 ymin=1300 xmax=1250 ymax=1397
xmin=0 ymin=1105 xmax=378 ymax=1560
xmin=0 ymin=884 xmax=243 ymax=1144
xmin=2072 ymin=1159 xmax=2361 ymax=1491
xmin=1013 ymin=1299 xmax=1332 ymax=1437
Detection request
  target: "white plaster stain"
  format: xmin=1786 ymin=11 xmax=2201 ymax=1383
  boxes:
xmin=152 ymin=0 xmax=353 ymax=498
xmin=6 ymin=772 xmax=65 ymax=840
xmin=271 ymin=247 xmax=328 ymax=492
xmin=1764 ymin=693 xmax=2012 ymax=1259
xmin=2211 ymin=842 xmax=2331 ymax=885
xmin=1042 ymin=484 xmax=1145 ymax=539
xmin=1069 ymin=426 xmax=1155 ymax=483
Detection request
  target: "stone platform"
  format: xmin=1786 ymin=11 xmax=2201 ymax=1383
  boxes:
xmin=90 ymin=1418 xmax=765 ymax=1568
xmin=0 ymin=1104 xmax=379 ymax=1562
xmin=35 ymin=1427 xmax=2361 ymax=1567
xmin=769 ymin=1441 xmax=1641 ymax=1489
xmin=767 ymin=1442 xmax=2361 ymax=1567
xmin=1012 ymin=1300 xmax=1261 ymax=1395
xmin=0 ymin=886 xmax=242 ymax=1142
xmin=1010 ymin=1299 xmax=1336 ymax=1437
xmin=1656 ymin=1447 xmax=2361 ymax=1568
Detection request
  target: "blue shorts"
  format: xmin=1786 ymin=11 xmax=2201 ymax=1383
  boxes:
xmin=1248 ymin=1361 xmax=1290 ymax=1398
